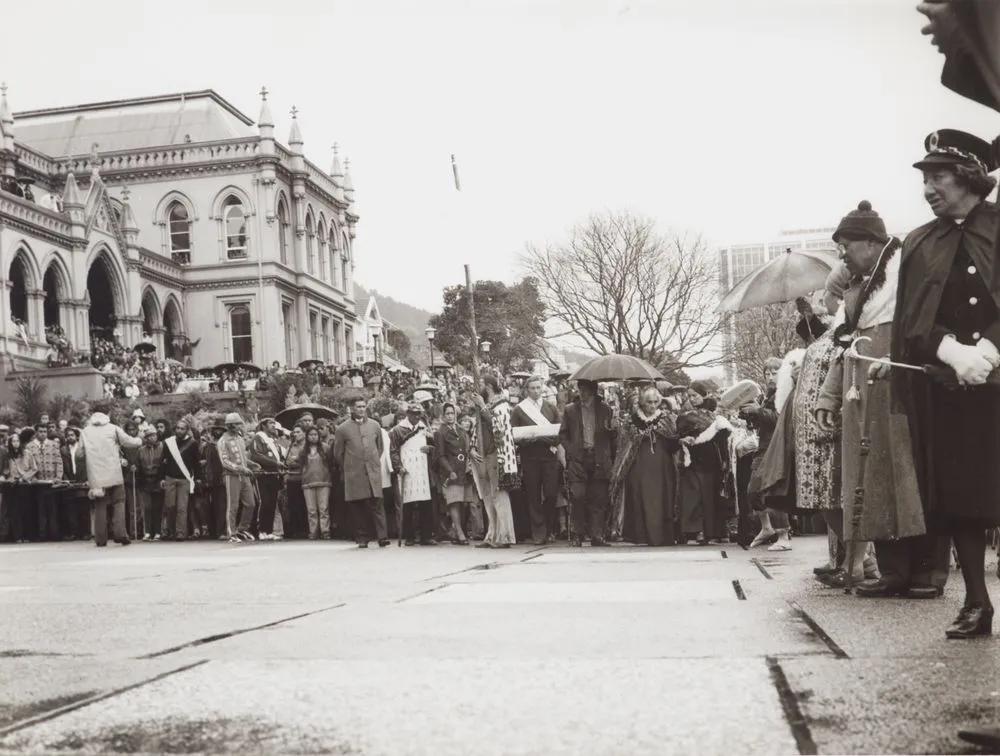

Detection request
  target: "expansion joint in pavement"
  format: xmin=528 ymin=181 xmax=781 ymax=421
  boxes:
xmin=750 ymin=558 xmax=774 ymax=580
xmin=766 ymin=655 xmax=819 ymax=756
xmin=787 ymin=600 xmax=850 ymax=660
xmin=732 ymin=580 xmax=747 ymax=600
xmin=422 ymin=562 xmax=504 ymax=581
xmin=0 ymin=660 xmax=209 ymax=738
xmin=395 ymin=584 xmax=448 ymax=603
xmin=136 ymin=604 xmax=347 ymax=659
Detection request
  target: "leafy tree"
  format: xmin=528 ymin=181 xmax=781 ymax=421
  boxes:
xmin=428 ymin=279 xmax=546 ymax=373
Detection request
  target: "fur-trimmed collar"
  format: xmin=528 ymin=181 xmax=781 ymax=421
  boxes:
xmin=833 ymin=236 xmax=902 ymax=341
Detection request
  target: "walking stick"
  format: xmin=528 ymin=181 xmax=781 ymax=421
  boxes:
xmin=843 ymin=340 xmax=879 ymax=595
xmin=395 ymin=476 xmax=404 ymax=547
xmin=130 ymin=468 xmax=137 ymax=541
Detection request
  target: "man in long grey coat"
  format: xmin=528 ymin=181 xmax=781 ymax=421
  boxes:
xmin=333 ymin=396 xmax=388 ymax=548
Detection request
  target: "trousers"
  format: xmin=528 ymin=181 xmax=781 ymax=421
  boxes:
xmin=351 ymin=496 xmax=387 ymax=544
xmin=162 ymin=477 xmax=190 ymax=538
xmin=224 ymin=474 xmax=255 ymax=537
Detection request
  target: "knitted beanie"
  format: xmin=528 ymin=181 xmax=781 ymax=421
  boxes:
xmin=832 ymin=200 xmax=888 ymax=243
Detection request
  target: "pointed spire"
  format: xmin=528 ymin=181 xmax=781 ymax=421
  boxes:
xmin=62 ymin=172 xmax=82 ymax=207
xmin=257 ymin=86 xmax=274 ymax=128
xmin=288 ymin=105 xmax=303 ymax=152
xmin=120 ymin=186 xmax=139 ymax=233
xmin=329 ymin=143 xmax=343 ymax=181
xmin=0 ymin=82 xmax=13 ymax=139
xmin=343 ymin=157 xmax=355 ymax=204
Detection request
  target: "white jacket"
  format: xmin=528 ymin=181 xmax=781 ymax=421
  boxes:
xmin=81 ymin=413 xmax=142 ymax=488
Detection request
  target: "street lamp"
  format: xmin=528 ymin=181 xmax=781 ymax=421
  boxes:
xmin=480 ymin=340 xmax=491 ymax=365
xmin=425 ymin=326 xmax=436 ymax=371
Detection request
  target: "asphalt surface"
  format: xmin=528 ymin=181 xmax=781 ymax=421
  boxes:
xmin=0 ymin=535 xmax=998 ymax=755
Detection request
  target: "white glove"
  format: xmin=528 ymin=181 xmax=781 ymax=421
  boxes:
xmin=938 ymin=336 xmax=993 ymax=385
xmin=977 ymin=338 xmax=1000 ymax=370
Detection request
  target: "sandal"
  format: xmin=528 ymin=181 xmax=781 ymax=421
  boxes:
xmin=750 ymin=528 xmax=777 ymax=549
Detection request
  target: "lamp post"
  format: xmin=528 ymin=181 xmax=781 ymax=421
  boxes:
xmin=425 ymin=326 xmax=436 ymax=372
xmin=480 ymin=340 xmax=491 ymax=367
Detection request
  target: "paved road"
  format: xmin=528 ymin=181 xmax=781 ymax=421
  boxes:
xmin=0 ymin=536 xmax=998 ymax=755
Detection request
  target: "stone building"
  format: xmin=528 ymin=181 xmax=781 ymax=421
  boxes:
xmin=0 ymin=84 xmax=358 ymax=370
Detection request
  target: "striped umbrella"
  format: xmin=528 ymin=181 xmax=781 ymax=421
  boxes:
xmin=569 ymin=354 xmax=664 ymax=382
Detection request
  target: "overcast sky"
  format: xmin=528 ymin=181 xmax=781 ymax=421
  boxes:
xmin=3 ymin=0 xmax=998 ymax=317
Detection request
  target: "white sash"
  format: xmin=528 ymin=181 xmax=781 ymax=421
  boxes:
xmin=257 ymin=431 xmax=280 ymax=463
xmin=516 ymin=398 xmax=550 ymax=426
xmin=165 ymin=436 xmax=196 ymax=493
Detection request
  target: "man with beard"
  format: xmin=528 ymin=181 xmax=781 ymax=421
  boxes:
xmin=160 ymin=417 xmax=201 ymax=541
xmin=218 ymin=413 xmax=260 ymax=543
xmin=816 ymin=201 xmax=948 ymax=597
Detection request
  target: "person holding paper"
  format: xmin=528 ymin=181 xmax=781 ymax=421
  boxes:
xmin=511 ymin=375 xmax=561 ymax=545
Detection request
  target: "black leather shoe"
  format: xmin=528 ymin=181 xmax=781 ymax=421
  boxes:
xmin=813 ymin=564 xmax=839 ymax=576
xmin=946 ymin=605 xmax=994 ymax=639
xmin=591 ymin=538 xmax=609 ymax=547
xmin=854 ymin=578 xmax=907 ymax=598
xmin=378 ymin=539 xmax=391 ymax=548
xmin=906 ymin=585 xmax=942 ymax=599
xmin=958 ymin=725 xmax=1000 ymax=749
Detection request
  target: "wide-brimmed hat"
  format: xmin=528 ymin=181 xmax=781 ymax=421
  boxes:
xmin=412 ymin=390 xmax=433 ymax=404
xmin=224 ymin=412 xmax=244 ymax=426
xmin=913 ymin=129 xmax=997 ymax=173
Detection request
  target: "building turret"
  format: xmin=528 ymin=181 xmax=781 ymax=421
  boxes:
xmin=330 ymin=143 xmax=345 ymax=203
xmin=120 ymin=186 xmax=140 ymax=248
xmin=1 ymin=82 xmax=16 ymax=176
xmin=62 ymin=173 xmax=86 ymax=238
xmin=288 ymin=106 xmax=306 ymax=176
xmin=343 ymin=157 xmax=355 ymax=205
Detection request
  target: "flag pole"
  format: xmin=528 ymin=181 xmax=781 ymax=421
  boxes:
xmin=452 ymin=155 xmax=481 ymax=389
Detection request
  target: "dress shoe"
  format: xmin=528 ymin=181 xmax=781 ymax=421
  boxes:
xmin=378 ymin=539 xmax=391 ymax=548
xmin=357 ymin=542 xmax=369 ymax=549
xmin=532 ymin=538 xmax=547 ymax=546
xmin=591 ymin=538 xmax=609 ymax=547
xmin=958 ymin=725 xmax=1000 ymax=749
xmin=946 ymin=605 xmax=994 ymax=639
xmin=404 ymin=539 xmax=416 ymax=547
xmin=905 ymin=585 xmax=942 ymax=599
xmin=854 ymin=578 xmax=907 ymax=598
xmin=813 ymin=564 xmax=839 ymax=576
xmin=419 ymin=539 xmax=438 ymax=546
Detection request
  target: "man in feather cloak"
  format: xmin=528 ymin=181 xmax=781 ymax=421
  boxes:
xmin=815 ymin=201 xmax=950 ymax=598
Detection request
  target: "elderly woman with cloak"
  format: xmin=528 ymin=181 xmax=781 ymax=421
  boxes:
xmin=892 ymin=129 xmax=1000 ymax=637
xmin=815 ymin=201 xmax=945 ymax=596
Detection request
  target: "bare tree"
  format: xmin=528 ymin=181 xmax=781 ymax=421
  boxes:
xmin=723 ymin=303 xmax=801 ymax=384
xmin=521 ymin=211 xmax=725 ymax=372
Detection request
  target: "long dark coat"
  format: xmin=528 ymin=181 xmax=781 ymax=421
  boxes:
xmin=333 ymin=418 xmax=384 ymax=502
xmin=892 ymin=202 xmax=1000 ymax=528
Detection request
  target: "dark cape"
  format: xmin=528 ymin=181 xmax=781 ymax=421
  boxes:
xmin=891 ymin=202 xmax=1000 ymax=523
xmin=938 ymin=3 xmax=1000 ymax=113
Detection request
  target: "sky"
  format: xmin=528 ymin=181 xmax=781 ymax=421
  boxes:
xmin=3 ymin=0 xmax=999 ymax=319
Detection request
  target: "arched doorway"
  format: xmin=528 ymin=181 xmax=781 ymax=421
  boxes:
xmin=8 ymin=255 xmax=29 ymax=326
xmin=87 ymin=257 xmax=117 ymax=342
xmin=141 ymin=290 xmax=160 ymax=339
xmin=164 ymin=298 xmax=183 ymax=361
xmin=43 ymin=267 xmax=61 ymax=328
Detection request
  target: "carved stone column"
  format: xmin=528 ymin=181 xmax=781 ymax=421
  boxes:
xmin=152 ymin=326 xmax=166 ymax=357
xmin=26 ymin=289 xmax=46 ymax=341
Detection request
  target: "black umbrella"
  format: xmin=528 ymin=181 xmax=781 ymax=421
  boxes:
xmin=236 ymin=363 xmax=263 ymax=375
xmin=275 ymin=403 xmax=339 ymax=428
xmin=133 ymin=342 xmax=156 ymax=355
xmin=298 ymin=359 xmax=324 ymax=370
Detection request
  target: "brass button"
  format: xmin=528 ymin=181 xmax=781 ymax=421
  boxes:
xmin=968 ymin=265 xmax=977 ymax=274
xmin=974 ymin=332 xmax=982 ymax=340
xmin=970 ymin=297 xmax=979 ymax=305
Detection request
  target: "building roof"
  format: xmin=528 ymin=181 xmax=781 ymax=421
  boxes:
xmin=13 ymin=90 xmax=256 ymax=156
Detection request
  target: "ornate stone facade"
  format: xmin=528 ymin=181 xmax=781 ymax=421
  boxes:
xmin=0 ymin=85 xmax=358 ymax=369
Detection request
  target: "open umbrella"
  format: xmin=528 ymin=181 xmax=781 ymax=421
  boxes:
xmin=275 ymin=403 xmax=339 ymax=428
xmin=570 ymin=354 xmax=664 ymax=383
xmin=299 ymin=359 xmax=324 ymax=370
xmin=551 ymin=369 xmax=572 ymax=381
xmin=133 ymin=342 xmax=156 ymax=355
xmin=236 ymin=363 xmax=263 ymax=375
xmin=715 ymin=248 xmax=839 ymax=313
xmin=214 ymin=362 xmax=241 ymax=374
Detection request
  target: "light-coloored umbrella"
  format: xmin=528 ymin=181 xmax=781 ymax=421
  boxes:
xmin=569 ymin=354 xmax=664 ymax=383
xmin=716 ymin=248 xmax=838 ymax=313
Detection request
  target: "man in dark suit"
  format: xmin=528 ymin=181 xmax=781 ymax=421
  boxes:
xmin=559 ymin=380 xmax=617 ymax=547
xmin=60 ymin=426 xmax=89 ymax=540
xmin=511 ymin=375 xmax=561 ymax=545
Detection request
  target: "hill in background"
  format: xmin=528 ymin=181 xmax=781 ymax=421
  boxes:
xmin=353 ymin=283 xmax=433 ymax=343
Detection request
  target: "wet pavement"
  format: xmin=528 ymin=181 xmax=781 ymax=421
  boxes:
xmin=0 ymin=536 xmax=998 ymax=754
